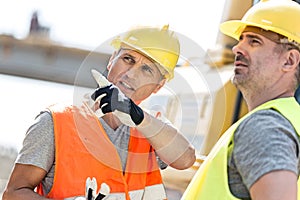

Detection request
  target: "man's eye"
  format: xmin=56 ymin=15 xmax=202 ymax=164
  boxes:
xmin=122 ymin=56 xmax=135 ymax=64
xmin=142 ymin=64 xmax=153 ymax=74
xmin=250 ymin=38 xmax=261 ymax=45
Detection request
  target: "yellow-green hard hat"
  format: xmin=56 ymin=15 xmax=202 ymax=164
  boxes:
xmin=220 ymin=0 xmax=300 ymax=44
xmin=111 ymin=25 xmax=180 ymax=80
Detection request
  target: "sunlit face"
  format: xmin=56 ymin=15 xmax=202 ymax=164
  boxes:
xmin=232 ymin=31 xmax=286 ymax=92
xmin=106 ymin=48 xmax=166 ymax=101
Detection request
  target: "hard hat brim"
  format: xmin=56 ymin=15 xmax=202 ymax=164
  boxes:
xmin=220 ymin=20 xmax=300 ymax=44
xmin=220 ymin=20 xmax=275 ymax=41
xmin=220 ymin=0 xmax=300 ymax=44
xmin=112 ymin=38 xmax=174 ymax=80
xmin=122 ymin=41 xmax=171 ymax=77
xmin=112 ymin=38 xmax=160 ymax=65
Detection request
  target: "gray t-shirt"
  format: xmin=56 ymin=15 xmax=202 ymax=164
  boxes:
xmin=16 ymin=110 xmax=167 ymax=195
xmin=228 ymin=109 xmax=300 ymax=199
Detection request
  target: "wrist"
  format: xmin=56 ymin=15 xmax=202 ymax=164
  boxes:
xmin=136 ymin=111 xmax=150 ymax=128
xmin=136 ymin=113 xmax=166 ymax=138
xmin=129 ymin=99 xmax=144 ymax=125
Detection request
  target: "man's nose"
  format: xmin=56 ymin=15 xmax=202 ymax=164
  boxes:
xmin=125 ymin=64 xmax=139 ymax=78
xmin=232 ymin=39 xmax=246 ymax=56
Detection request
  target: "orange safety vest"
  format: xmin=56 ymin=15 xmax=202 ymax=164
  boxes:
xmin=36 ymin=103 xmax=166 ymax=199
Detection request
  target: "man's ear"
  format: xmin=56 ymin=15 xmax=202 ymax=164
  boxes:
xmin=282 ymin=49 xmax=300 ymax=72
xmin=153 ymin=79 xmax=167 ymax=94
xmin=107 ymin=51 xmax=117 ymax=71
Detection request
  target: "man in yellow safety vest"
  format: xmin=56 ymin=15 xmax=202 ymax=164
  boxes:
xmin=182 ymin=0 xmax=300 ymax=199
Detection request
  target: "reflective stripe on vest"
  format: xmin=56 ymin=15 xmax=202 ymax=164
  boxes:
xmin=36 ymin=103 xmax=166 ymax=199
xmin=182 ymin=97 xmax=300 ymax=200
xmin=65 ymin=185 xmax=167 ymax=200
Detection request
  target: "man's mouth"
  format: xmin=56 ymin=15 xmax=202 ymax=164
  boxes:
xmin=233 ymin=60 xmax=249 ymax=75
xmin=234 ymin=61 xmax=248 ymax=68
xmin=120 ymin=81 xmax=135 ymax=91
xmin=234 ymin=54 xmax=249 ymax=68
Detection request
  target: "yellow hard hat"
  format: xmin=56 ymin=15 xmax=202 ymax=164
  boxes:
xmin=111 ymin=25 xmax=180 ymax=80
xmin=220 ymin=0 xmax=300 ymax=44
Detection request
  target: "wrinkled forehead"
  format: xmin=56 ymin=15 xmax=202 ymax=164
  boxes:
xmin=242 ymin=26 xmax=286 ymax=43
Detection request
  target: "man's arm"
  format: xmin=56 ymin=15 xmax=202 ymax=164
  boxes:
xmin=137 ymin=112 xmax=196 ymax=170
xmin=2 ymin=163 xmax=50 ymax=200
xmin=3 ymin=111 xmax=57 ymax=200
xmin=90 ymin=70 xmax=196 ymax=169
xmin=232 ymin=110 xmax=299 ymax=199
xmin=250 ymin=170 xmax=297 ymax=200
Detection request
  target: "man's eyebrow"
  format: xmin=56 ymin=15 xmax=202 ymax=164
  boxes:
xmin=141 ymin=63 xmax=152 ymax=69
xmin=120 ymin=52 xmax=136 ymax=58
xmin=120 ymin=48 xmax=139 ymax=56
xmin=241 ymin=33 xmax=263 ymax=40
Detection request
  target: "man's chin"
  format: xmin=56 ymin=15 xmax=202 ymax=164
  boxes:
xmin=231 ymin=75 xmax=244 ymax=86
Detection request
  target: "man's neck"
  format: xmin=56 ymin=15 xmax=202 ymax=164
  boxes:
xmin=102 ymin=113 xmax=122 ymax=130
xmin=243 ymin=91 xmax=294 ymax=111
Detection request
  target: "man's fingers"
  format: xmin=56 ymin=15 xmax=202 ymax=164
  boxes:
xmin=95 ymin=93 xmax=107 ymax=103
xmin=91 ymin=69 xmax=111 ymax=88
xmin=91 ymin=88 xmax=107 ymax=101
xmin=101 ymin=103 xmax=112 ymax=114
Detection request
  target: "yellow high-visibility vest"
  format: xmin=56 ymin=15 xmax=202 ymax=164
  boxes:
xmin=182 ymin=97 xmax=300 ymax=200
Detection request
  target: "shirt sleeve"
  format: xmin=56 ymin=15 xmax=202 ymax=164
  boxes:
xmin=16 ymin=111 xmax=55 ymax=172
xmin=233 ymin=109 xmax=299 ymax=189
